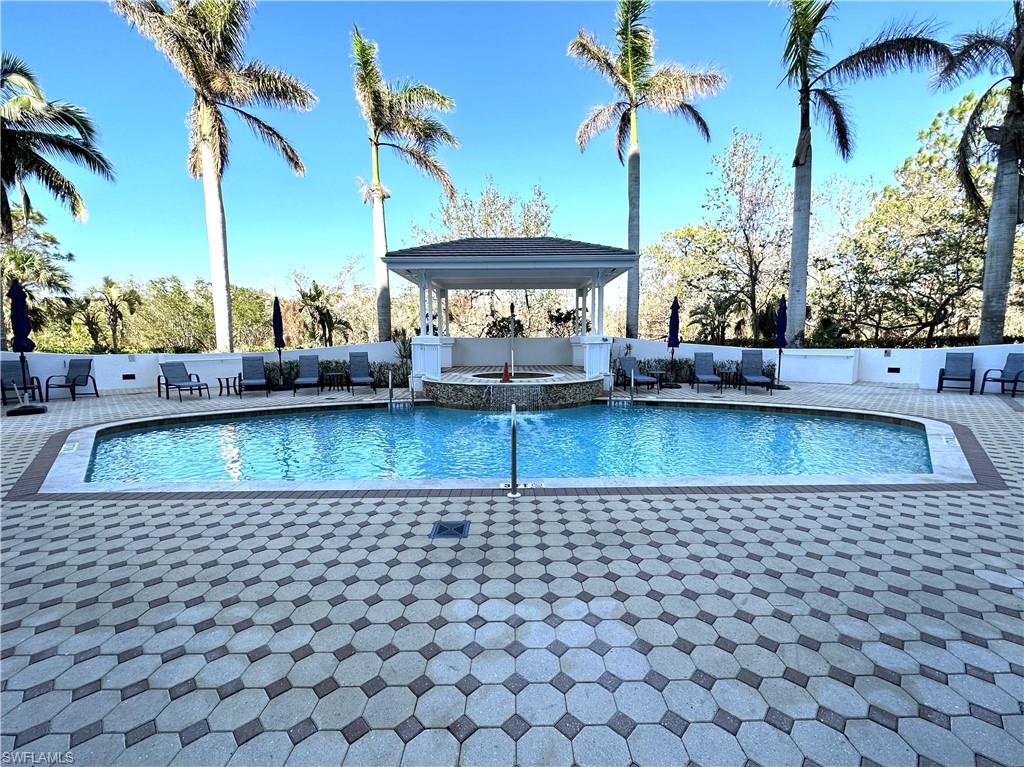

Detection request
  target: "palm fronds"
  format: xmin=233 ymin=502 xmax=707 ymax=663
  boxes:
xmin=811 ymin=87 xmax=852 ymax=159
xmin=955 ymin=80 xmax=1010 ymax=209
xmin=570 ymin=0 xmax=723 ymax=157
xmin=351 ymin=27 xmax=459 ymax=199
xmin=113 ymin=0 xmax=315 ymax=180
xmin=816 ymin=21 xmax=951 ymax=88
xmin=782 ymin=0 xmax=833 ymax=83
xmin=1 ymin=52 xmax=113 ymax=235
xmin=936 ymin=31 xmax=1013 ymax=87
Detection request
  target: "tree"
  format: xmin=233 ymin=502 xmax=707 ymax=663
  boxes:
xmin=113 ymin=0 xmax=316 ymax=353
xmin=1 ymin=53 xmax=114 ymax=238
xmin=412 ymin=180 xmax=564 ymax=337
xmin=569 ymin=0 xmax=724 ymax=339
xmin=63 ymin=296 xmax=105 ymax=352
xmin=781 ymin=0 xmax=948 ymax=343
xmin=1 ymin=208 xmax=73 ymax=345
xmin=296 ymin=279 xmax=352 ymax=347
xmin=813 ymin=94 xmax=1005 ymax=342
xmin=938 ymin=1 xmax=1023 ymax=344
xmin=641 ymin=134 xmax=790 ymax=341
xmin=92 ymin=277 xmax=141 ymax=353
xmin=690 ymin=293 xmax=743 ymax=344
xmin=351 ymin=26 xmax=458 ymax=343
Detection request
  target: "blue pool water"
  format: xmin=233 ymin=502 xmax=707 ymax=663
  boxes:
xmin=86 ymin=405 xmax=932 ymax=483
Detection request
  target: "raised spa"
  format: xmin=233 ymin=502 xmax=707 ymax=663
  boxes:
xmin=471 ymin=372 xmax=554 ymax=380
xmin=86 ymin=404 xmax=932 ymax=484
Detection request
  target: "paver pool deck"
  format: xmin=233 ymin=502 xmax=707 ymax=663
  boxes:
xmin=1 ymin=382 xmax=1021 ymax=767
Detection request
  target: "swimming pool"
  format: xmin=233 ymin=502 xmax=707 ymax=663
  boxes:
xmin=85 ymin=404 xmax=932 ymax=484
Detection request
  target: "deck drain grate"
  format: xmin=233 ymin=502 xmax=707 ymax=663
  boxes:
xmin=430 ymin=520 xmax=470 ymax=539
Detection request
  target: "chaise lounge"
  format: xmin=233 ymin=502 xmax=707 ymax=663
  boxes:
xmin=45 ymin=358 xmax=99 ymax=401
xmin=158 ymin=362 xmax=211 ymax=401
xmin=619 ymin=356 xmax=658 ymax=392
xmin=239 ymin=355 xmax=271 ymax=397
xmin=739 ymin=349 xmax=773 ymax=395
xmin=348 ymin=352 xmax=376 ymax=393
xmin=980 ymin=352 xmax=1024 ymax=397
xmin=691 ymin=352 xmax=722 ymax=393
xmin=937 ymin=352 xmax=975 ymax=394
xmin=1 ymin=359 xmax=43 ymax=405
xmin=293 ymin=354 xmax=322 ymax=395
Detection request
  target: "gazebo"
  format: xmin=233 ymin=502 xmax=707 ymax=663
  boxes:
xmin=383 ymin=237 xmax=638 ymax=390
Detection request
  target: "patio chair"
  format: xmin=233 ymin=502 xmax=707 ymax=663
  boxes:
xmin=293 ymin=354 xmax=322 ymax=395
xmin=45 ymin=358 xmax=99 ymax=401
xmin=158 ymin=362 xmax=210 ymax=401
xmin=980 ymin=352 xmax=1024 ymax=397
xmin=1 ymin=359 xmax=43 ymax=405
xmin=347 ymin=352 xmax=376 ymax=393
xmin=619 ymin=356 xmax=658 ymax=391
xmin=937 ymin=352 xmax=975 ymax=394
xmin=739 ymin=349 xmax=773 ymax=395
xmin=691 ymin=352 xmax=722 ymax=393
xmin=240 ymin=355 xmax=271 ymax=397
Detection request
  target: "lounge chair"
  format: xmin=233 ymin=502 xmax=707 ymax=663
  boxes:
xmin=937 ymin=352 xmax=975 ymax=394
xmin=691 ymin=352 xmax=722 ymax=393
xmin=1 ymin=359 xmax=43 ymax=405
xmin=740 ymin=349 xmax=773 ymax=395
xmin=619 ymin=356 xmax=658 ymax=391
xmin=240 ymin=355 xmax=271 ymax=397
xmin=45 ymin=358 xmax=99 ymax=401
xmin=348 ymin=352 xmax=376 ymax=393
xmin=158 ymin=362 xmax=210 ymax=401
xmin=293 ymin=355 xmax=322 ymax=395
xmin=980 ymin=352 xmax=1024 ymax=397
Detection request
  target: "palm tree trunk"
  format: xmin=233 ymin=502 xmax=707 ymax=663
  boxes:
xmin=199 ymin=141 xmax=234 ymax=353
xmin=625 ymin=112 xmax=640 ymax=339
xmin=371 ymin=144 xmax=391 ymax=342
xmin=372 ymin=191 xmax=391 ymax=341
xmin=978 ymin=111 xmax=1021 ymax=345
xmin=787 ymin=100 xmax=813 ymax=345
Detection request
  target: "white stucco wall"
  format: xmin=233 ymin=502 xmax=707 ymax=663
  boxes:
xmin=451 ymin=338 xmax=573 ymax=367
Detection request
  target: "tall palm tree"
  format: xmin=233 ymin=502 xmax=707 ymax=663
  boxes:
xmin=351 ymin=26 xmax=458 ymax=342
xmin=938 ymin=1 xmax=1022 ymax=344
xmin=113 ymin=0 xmax=316 ymax=352
xmin=781 ymin=0 xmax=949 ymax=343
xmin=1 ymin=53 xmax=114 ymax=239
xmin=92 ymin=277 xmax=141 ymax=353
xmin=569 ymin=0 xmax=724 ymax=339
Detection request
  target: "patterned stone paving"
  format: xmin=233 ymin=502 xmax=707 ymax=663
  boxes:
xmin=0 ymin=382 xmax=1021 ymax=766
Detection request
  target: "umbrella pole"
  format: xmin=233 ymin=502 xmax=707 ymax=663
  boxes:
xmin=777 ymin=348 xmax=782 ymax=383
xmin=20 ymin=352 xmax=29 ymax=401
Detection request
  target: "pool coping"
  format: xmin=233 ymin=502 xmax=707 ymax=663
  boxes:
xmin=6 ymin=398 xmax=1005 ymax=501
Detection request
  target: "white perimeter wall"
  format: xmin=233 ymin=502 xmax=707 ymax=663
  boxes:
xmin=4 ymin=338 xmax=1020 ymax=398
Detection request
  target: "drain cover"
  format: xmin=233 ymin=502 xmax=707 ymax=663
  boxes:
xmin=430 ymin=520 xmax=470 ymax=539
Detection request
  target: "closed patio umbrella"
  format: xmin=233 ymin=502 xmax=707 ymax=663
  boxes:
xmin=5 ymin=279 xmax=46 ymax=415
xmin=774 ymin=296 xmax=790 ymax=390
xmin=664 ymin=297 xmax=682 ymax=388
xmin=272 ymin=296 xmax=285 ymax=372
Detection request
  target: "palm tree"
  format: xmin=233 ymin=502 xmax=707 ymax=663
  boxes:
xmin=351 ymin=26 xmax=459 ymax=342
xmin=113 ymin=0 xmax=316 ymax=353
xmin=1 ymin=53 xmax=114 ymax=238
xmin=64 ymin=296 xmax=105 ymax=352
xmin=781 ymin=0 xmax=948 ymax=344
xmin=569 ymin=0 xmax=724 ymax=339
xmin=938 ymin=1 xmax=1022 ymax=345
xmin=297 ymin=280 xmax=352 ymax=347
xmin=1 ymin=207 xmax=73 ymax=347
xmin=92 ymin=277 xmax=141 ymax=353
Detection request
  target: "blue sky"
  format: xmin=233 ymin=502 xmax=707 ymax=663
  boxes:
xmin=3 ymin=1 xmax=1001 ymax=296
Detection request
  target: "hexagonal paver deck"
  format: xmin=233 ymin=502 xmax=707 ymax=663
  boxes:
xmin=1 ymin=382 xmax=1021 ymax=766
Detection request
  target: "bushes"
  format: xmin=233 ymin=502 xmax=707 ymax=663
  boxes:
xmin=627 ymin=355 xmax=776 ymax=383
xmin=723 ymin=334 xmax=1024 ymax=349
xmin=263 ymin=358 xmax=410 ymax=388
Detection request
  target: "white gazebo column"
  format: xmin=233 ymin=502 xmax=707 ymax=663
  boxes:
xmin=418 ymin=276 xmax=427 ymax=336
xmin=412 ymin=274 xmax=442 ymax=390
xmin=589 ymin=286 xmax=597 ymax=336
xmin=597 ymin=281 xmax=605 ymax=336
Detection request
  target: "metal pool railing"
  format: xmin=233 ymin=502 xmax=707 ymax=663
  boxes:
xmin=507 ymin=403 xmax=520 ymax=498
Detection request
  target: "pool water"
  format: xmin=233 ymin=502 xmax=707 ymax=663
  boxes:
xmin=86 ymin=405 xmax=932 ymax=483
